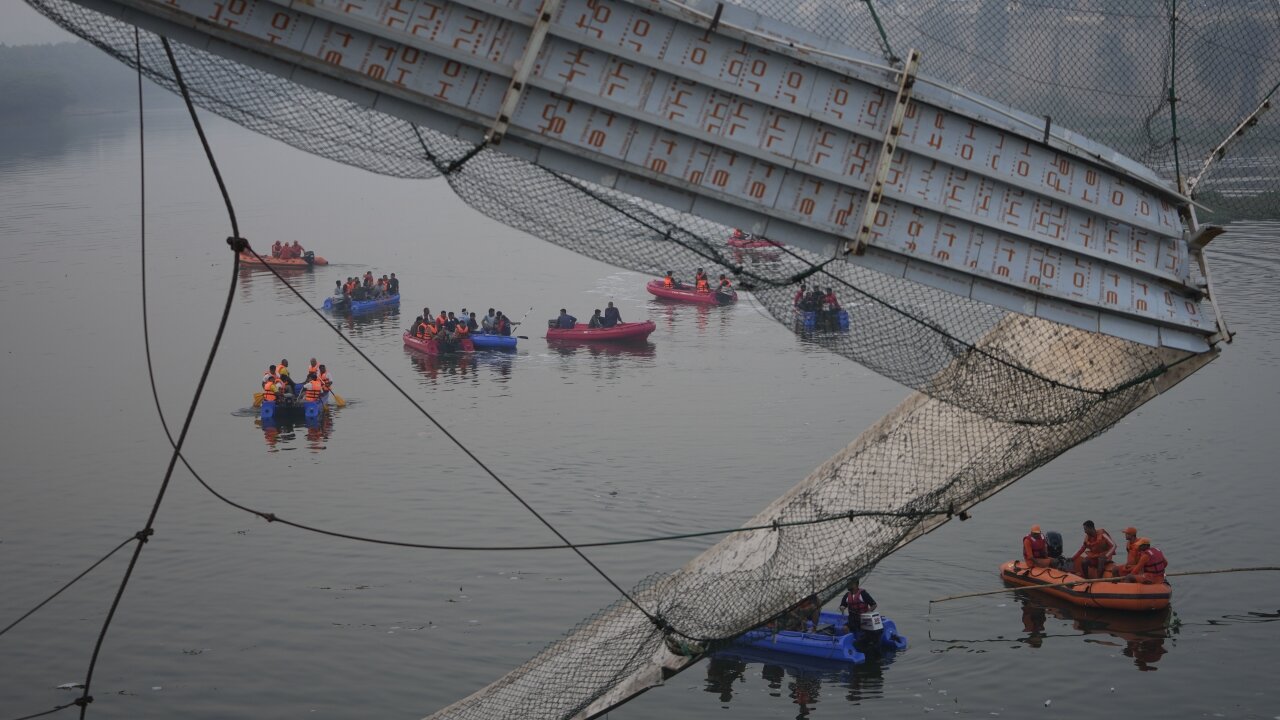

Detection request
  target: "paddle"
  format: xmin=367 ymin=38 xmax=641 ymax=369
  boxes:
xmin=330 ymin=391 xmax=347 ymax=407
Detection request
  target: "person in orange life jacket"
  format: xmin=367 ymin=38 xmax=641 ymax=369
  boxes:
xmin=263 ymin=364 xmax=279 ymax=386
xmin=1071 ymin=520 xmax=1116 ymax=579
xmin=1112 ymin=527 xmax=1142 ymax=577
xmin=695 ymin=267 xmax=707 ymax=284
xmin=822 ymin=288 xmax=840 ymax=309
xmin=290 ymin=240 xmax=304 ymax=257
xmin=270 ymin=240 xmax=283 ymax=258
xmin=602 ymin=302 xmax=622 ymax=328
xmin=717 ymin=274 xmax=733 ymax=292
xmin=495 ymin=312 xmax=512 ymax=336
xmin=1123 ymin=538 xmax=1168 ymax=584
xmin=261 ymin=374 xmax=282 ymax=403
xmin=307 ymin=357 xmax=319 ymax=379
xmin=695 ymin=270 xmax=710 ymax=293
xmin=410 ymin=315 xmax=425 ymax=337
xmin=436 ymin=310 xmax=449 ymax=329
xmin=278 ymin=359 xmax=295 ymax=393
xmin=662 ymin=270 xmax=677 ymax=288
xmin=300 ymin=374 xmax=325 ymax=403
xmin=317 ymin=364 xmax=333 ymax=397
xmin=279 ymin=242 xmax=296 ymax=260
xmin=839 ymin=577 xmax=878 ymax=638
xmin=1022 ymin=525 xmax=1052 ymax=568
xmin=454 ymin=318 xmax=470 ymax=338
xmin=556 ymin=309 xmax=577 ymax=329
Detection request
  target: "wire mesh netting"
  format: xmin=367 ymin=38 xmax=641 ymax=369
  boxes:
xmin=22 ymin=0 xmax=1259 ymax=717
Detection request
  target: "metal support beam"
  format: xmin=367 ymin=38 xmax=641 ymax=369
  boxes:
xmin=486 ymin=0 xmax=563 ymax=145
xmin=846 ymin=48 xmax=920 ymax=257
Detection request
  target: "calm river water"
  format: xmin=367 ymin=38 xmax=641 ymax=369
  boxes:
xmin=2 ymin=101 xmax=1278 ymax=720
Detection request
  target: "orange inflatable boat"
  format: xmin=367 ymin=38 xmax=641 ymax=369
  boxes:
xmin=999 ymin=560 xmax=1171 ymax=612
xmin=238 ymin=251 xmax=328 ymax=267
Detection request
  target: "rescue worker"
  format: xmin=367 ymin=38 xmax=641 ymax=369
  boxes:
xmin=839 ymin=576 xmax=877 ymax=638
xmin=263 ymin=364 xmax=279 ymax=386
xmin=300 ymin=375 xmax=325 ymax=404
xmin=1124 ymin=538 xmax=1168 ymax=584
xmin=695 ymin=271 xmax=711 ymax=293
xmin=494 ymin=312 xmax=511 ymax=336
xmin=1022 ymin=524 xmax=1052 ymax=568
xmin=290 ymin=240 xmax=304 ymax=258
xmin=602 ymin=302 xmax=622 ymax=328
xmin=317 ymin=364 xmax=333 ymax=395
xmin=1112 ymin=527 xmax=1142 ymax=577
xmin=261 ymin=374 xmax=281 ymax=404
xmin=718 ymin=274 xmax=733 ymax=292
xmin=278 ymin=359 xmax=295 ymax=393
xmin=307 ymin=357 xmax=319 ymax=380
xmin=662 ymin=270 xmax=677 ymax=289
xmin=271 ymin=240 xmax=283 ymax=258
xmin=1071 ymin=520 xmax=1116 ymax=579
xmin=454 ymin=317 xmax=470 ymax=339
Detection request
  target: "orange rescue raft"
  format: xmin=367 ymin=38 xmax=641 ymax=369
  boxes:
xmin=238 ymin=252 xmax=328 ymax=267
xmin=999 ymin=560 xmax=1171 ymax=612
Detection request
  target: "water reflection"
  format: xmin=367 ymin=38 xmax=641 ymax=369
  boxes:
xmin=253 ymin=409 xmax=335 ymax=453
xmin=408 ymin=347 xmax=478 ymax=383
xmin=546 ymin=340 xmax=657 ymax=358
xmin=651 ymin=301 xmax=734 ymax=335
xmin=706 ymin=646 xmax=891 ymax=715
xmin=1015 ymin=595 xmax=1177 ymax=671
xmin=331 ymin=305 xmax=402 ymax=336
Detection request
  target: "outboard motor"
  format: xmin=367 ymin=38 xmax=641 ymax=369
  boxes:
xmin=303 ymin=250 xmax=316 ymax=265
xmin=1046 ymin=530 xmax=1065 ymax=565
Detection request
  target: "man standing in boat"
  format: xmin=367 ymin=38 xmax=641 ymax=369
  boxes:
xmin=839 ymin=577 xmax=877 ymax=639
xmin=602 ymin=302 xmax=622 ymax=328
xmin=1070 ymin=520 xmax=1117 ymax=579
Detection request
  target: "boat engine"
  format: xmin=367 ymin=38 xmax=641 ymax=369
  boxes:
xmin=1046 ymin=531 xmax=1065 ymax=560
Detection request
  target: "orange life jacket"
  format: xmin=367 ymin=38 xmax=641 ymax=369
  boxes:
xmin=262 ymin=379 xmax=278 ymax=403
xmin=437 ymin=313 xmax=448 ymax=328
xmin=302 ymin=380 xmax=324 ymax=402
xmin=1124 ymin=539 xmax=1141 ymax=568
xmin=1081 ymin=529 xmax=1115 ymax=558
xmin=1137 ymin=547 xmax=1168 ymax=579
xmin=663 ymin=277 xmax=674 ymax=288
xmin=319 ymin=371 xmax=332 ymax=392
xmin=696 ymin=278 xmax=710 ymax=292
xmin=455 ymin=323 xmax=469 ymax=336
xmin=720 ymin=279 xmax=733 ymax=290
xmin=420 ymin=322 xmax=436 ymax=338
xmin=1024 ymin=533 xmax=1048 ymax=560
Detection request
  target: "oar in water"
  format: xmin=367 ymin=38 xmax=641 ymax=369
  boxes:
xmin=929 ymin=566 xmax=1280 ymax=606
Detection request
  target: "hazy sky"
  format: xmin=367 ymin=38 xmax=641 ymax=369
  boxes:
xmin=1 ymin=3 xmax=77 ymax=45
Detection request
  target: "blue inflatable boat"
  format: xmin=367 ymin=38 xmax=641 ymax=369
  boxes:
xmin=794 ymin=308 xmax=850 ymax=331
xmin=323 ymin=294 xmax=400 ymax=313
xmin=470 ymin=332 xmax=518 ymax=350
xmin=734 ymin=611 xmax=906 ymax=664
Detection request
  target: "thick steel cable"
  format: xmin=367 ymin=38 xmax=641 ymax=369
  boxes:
xmin=74 ymin=34 xmax=242 ymax=718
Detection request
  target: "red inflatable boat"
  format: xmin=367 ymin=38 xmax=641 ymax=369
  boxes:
xmin=545 ymin=321 xmax=656 ymax=343
xmin=645 ymin=279 xmax=737 ymax=305
xmin=402 ymin=331 xmax=475 ymax=355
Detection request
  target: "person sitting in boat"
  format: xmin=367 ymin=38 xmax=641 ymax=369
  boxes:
xmin=317 ymin=364 xmax=333 ymax=402
xmin=556 ymin=309 xmax=577 ymax=329
xmin=780 ymin=593 xmax=822 ymax=632
xmin=1111 ymin=527 xmax=1142 ymax=578
xmin=717 ymin=274 xmax=733 ymax=293
xmin=602 ymin=302 xmax=622 ymax=328
xmin=1022 ymin=525 xmax=1052 ymax=568
xmin=695 ymin=267 xmax=707 ymax=285
xmin=1122 ymin=538 xmax=1168 ymax=584
xmin=695 ymin=269 xmax=711 ymax=293
xmin=467 ymin=312 xmax=479 ymax=332
xmin=263 ymin=364 xmax=279 ymax=386
xmin=262 ymin=374 xmax=282 ymax=405
xmin=662 ymin=270 xmax=678 ymax=289
xmin=839 ymin=577 xmax=877 ymax=638
xmin=290 ymin=240 xmax=304 ymax=257
xmin=1070 ymin=520 xmax=1116 ymax=579
xmin=495 ymin=312 xmax=513 ymax=336
xmin=454 ymin=317 xmax=470 ymax=339
xmin=278 ymin=359 xmax=295 ymax=393
xmin=588 ymin=309 xmax=605 ymax=329
xmin=436 ymin=310 xmax=449 ymax=330
xmin=388 ymin=272 xmax=399 ymax=296
xmin=299 ymin=374 xmax=325 ymax=404
xmin=482 ymin=308 xmax=497 ymax=333
xmin=271 ymin=240 xmax=283 ymax=258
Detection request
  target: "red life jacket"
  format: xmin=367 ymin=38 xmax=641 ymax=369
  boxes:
xmin=843 ymin=590 xmax=872 ymax=616
xmin=696 ymin=278 xmax=710 ymax=292
xmin=1140 ymin=547 xmax=1168 ymax=576
xmin=1024 ymin=533 xmax=1048 ymax=559
xmin=663 ymin=277 xmax=674 ymax=288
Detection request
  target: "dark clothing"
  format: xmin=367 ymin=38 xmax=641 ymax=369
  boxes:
xmin=388 ymin=278 xmax=399 ymax=295
xmin=557 ymin=313 xmax=577 ymax=329
xmin=496 ymin=319 xmax=511 ymax=336
xmin=588 ymin=314 xmax=604 ymax=329
xmin=602 ymin=307 xmax=622 ymax=328
xmin=467 ymin=317 xmax=479 ymax=331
